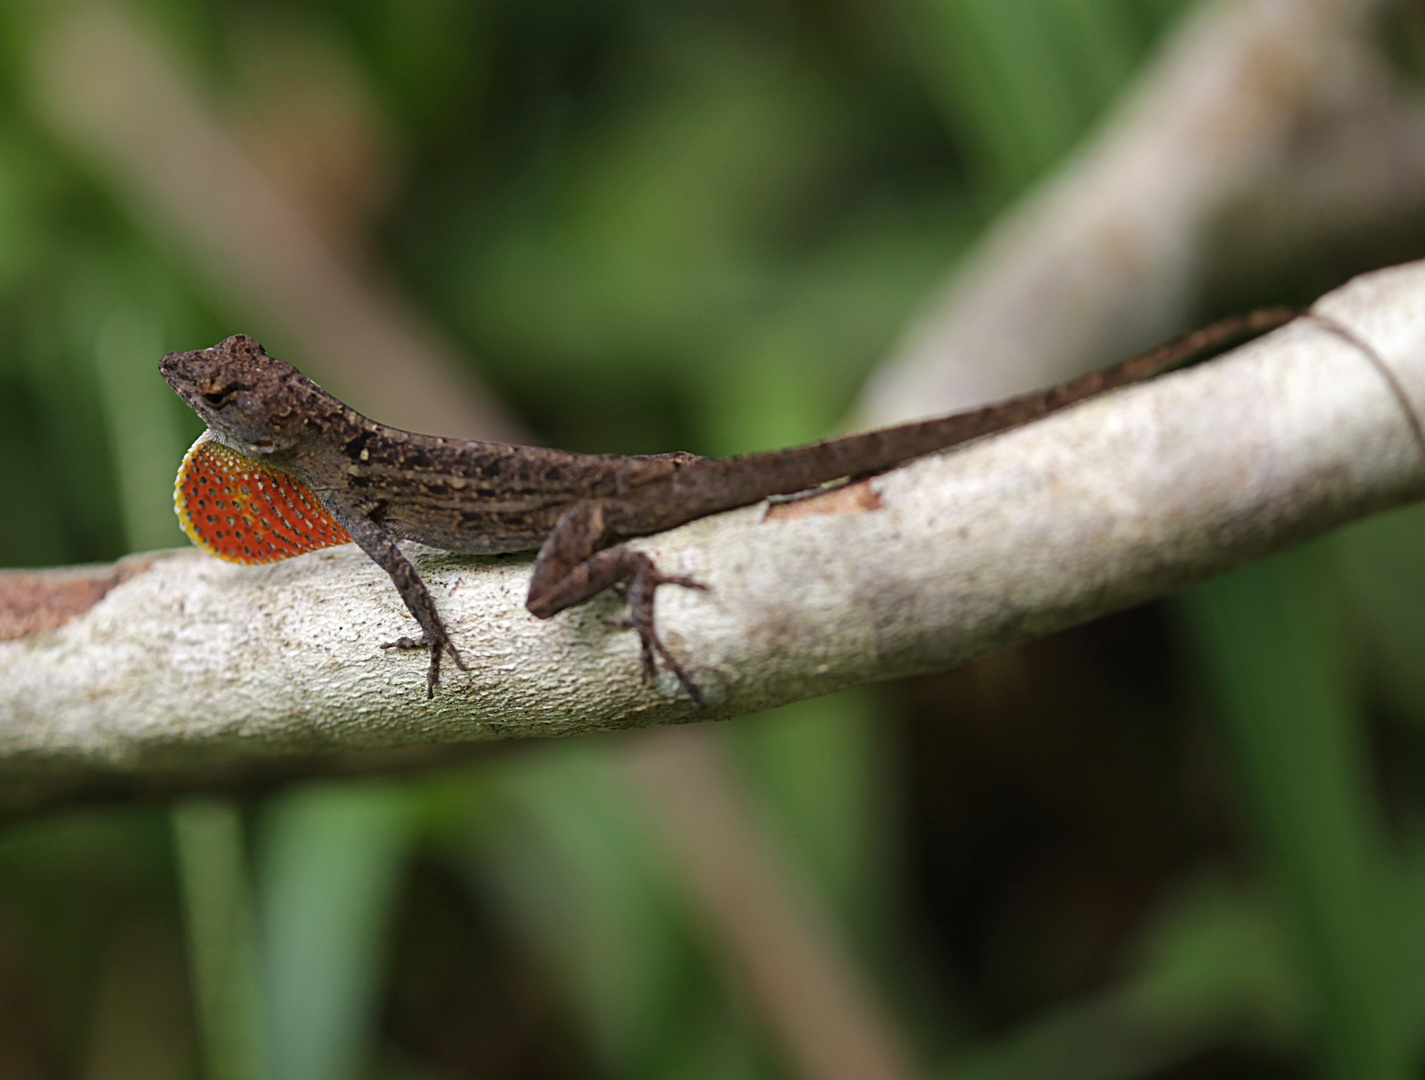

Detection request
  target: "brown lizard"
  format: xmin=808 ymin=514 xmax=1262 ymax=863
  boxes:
xmin=160 ymin=309 xmax=1291 ymax=702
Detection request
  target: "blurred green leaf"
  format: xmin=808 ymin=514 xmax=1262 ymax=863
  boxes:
xmin=92 ymin=308 xmax=187 ymax=552
xmin=1334 ymin=504 xmax=1425 ymax=723
xmin=256 ymin=782 xmax=414 ymax=1080
xmin=941 ymin=873 xmax=1302 ymax=1080
xmin=458 ymin=28 xmax=850 ymax=367
xmin=173 ymin=799 xmax=267 ymax=1080
xmin=730 ymin=691 xmax=889 ymax=940
xmin=0 ymin=375 xmax=74 ymax=566
xmin=3 ymin=1 xmax=1423 ymax=1077
xmin=463 ymin=742 xmax=772 ymax=1079
xmin=908 ymin=0 xmax=1185 ymax=196
xmin=1183 ymin=546 xmax=1412 ymax=1080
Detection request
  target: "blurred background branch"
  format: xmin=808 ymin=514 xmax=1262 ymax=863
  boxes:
xmin=864 ymin=0 xmax=1425 ymax=423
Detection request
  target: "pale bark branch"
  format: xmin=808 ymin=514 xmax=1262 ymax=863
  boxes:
xmin=2 ymin=262 xmax=1424 ymax=816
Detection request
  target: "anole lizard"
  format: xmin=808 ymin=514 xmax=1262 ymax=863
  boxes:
xmin=160 ymin=309 xmax=1291 ymax=702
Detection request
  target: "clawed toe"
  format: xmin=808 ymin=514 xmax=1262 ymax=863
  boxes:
xmin=641 ymin=631 xmax=704 ymax=706
xmin=380 ymin=631 xmax=465 ymax=698
xmin=446 ymin=640 xmax=469 ymax=672
xmin=656 ymin=572 xmax=707 ymax=591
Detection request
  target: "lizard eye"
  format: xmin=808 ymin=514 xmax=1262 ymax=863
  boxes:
xmin=202 ymin=386 xmax=242 ymax=408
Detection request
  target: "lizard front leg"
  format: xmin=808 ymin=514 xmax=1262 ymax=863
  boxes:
xmin=331 ymin=508 xmax=468 ymax=697
xmin=527 ymin=502 xmax=707 ymax=704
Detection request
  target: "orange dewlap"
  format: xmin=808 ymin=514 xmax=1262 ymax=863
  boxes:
xmin=175 ymin=431 xmax=350 ymax=564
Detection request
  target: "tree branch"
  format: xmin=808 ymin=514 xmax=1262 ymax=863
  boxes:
xmin=2 ymin=262 xmax=1423 ymax=815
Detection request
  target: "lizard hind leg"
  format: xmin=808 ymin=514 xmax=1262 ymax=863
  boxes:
xmin=603 ymin=552 xmax=708 ymax=705
xmin=528 ymin=503 xmax=708 ymax=703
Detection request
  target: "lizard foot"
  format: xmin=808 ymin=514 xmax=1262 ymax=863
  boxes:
xmin=622 ymin=560 xmax=709 ymax=706
xmin=528 ymin=525 xmax=709 ymax=704
xmin=381 ymin=633 xmax=468 ymax=698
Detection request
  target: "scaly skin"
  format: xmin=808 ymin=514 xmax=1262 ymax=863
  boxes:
xmin=161 ymin=309 xmax=1293 ymax=700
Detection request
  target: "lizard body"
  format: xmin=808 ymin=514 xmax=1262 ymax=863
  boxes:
xmin=161 ymin=309 xmax=1291 ymax=700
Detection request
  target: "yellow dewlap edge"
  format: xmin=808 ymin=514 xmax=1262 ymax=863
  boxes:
xmin=173 ymin=430 xmax=351 ymax=564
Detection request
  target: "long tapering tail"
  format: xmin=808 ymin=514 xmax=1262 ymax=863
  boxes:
xmin=673 ymin=307 xmax=1295 ymax=515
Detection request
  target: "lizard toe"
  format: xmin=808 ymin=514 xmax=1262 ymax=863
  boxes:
xmin=445 ymin=639 xmax=469 ymax=672
xmin=654 ymin=572 xmax=708 ymax=592
xmin=381 ymin=634 xmax=428 ymax=652
xmin=426 ymin=649 xmax=441 ymax=699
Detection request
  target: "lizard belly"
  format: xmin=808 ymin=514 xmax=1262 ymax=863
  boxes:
xmin=388 ymin=523 xmax=544 ymax=555
xmin=381 ymin=504 xmax=558 ymax=556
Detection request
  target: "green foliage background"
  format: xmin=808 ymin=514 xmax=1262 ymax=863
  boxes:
xmin=2 ymin=1 xmax=1425 ymax=1078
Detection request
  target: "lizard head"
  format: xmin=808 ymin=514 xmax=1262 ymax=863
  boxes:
xmin=160 ymin=335 xmax=323 ymax=456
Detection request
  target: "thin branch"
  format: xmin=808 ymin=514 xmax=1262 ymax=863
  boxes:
xmin=2 ymin=262 xmax=1424 ymax=815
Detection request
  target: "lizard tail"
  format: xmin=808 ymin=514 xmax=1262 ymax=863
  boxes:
xmin=680 ymin=307 xmax=1295 ymax=512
